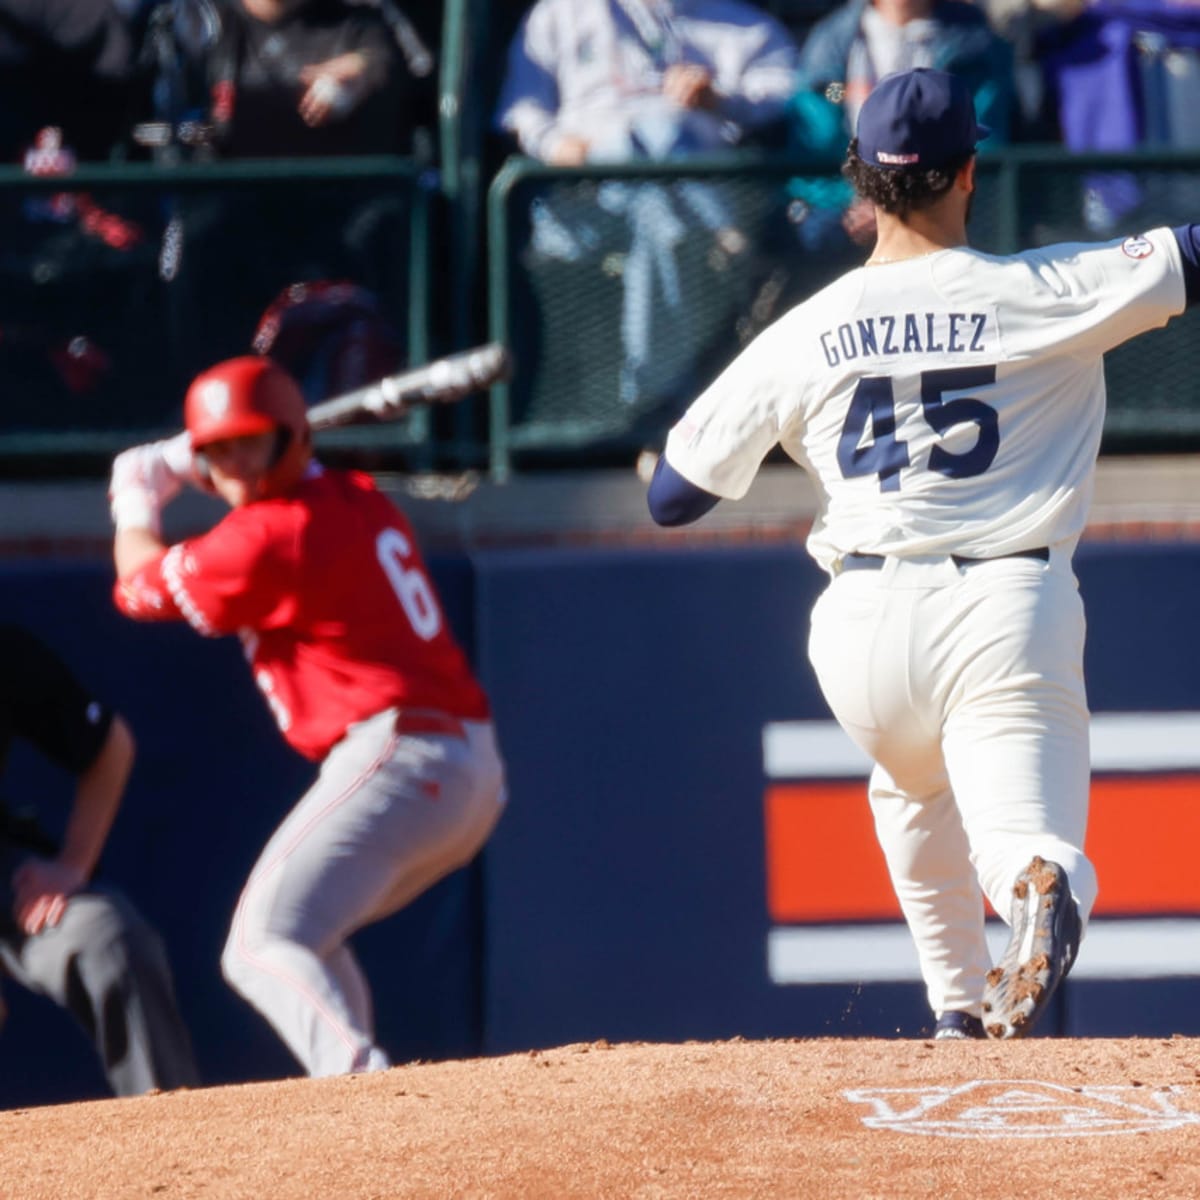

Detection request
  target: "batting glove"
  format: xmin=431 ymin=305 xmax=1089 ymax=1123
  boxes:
xmin=108 ymin=432 xmax=198 ymax=534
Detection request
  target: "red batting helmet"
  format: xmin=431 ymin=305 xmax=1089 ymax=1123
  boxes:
xmin=184 ymin=356 xmax=311 ymax=499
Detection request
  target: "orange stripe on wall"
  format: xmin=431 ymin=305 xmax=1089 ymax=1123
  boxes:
xmin=1086 ymin=776 xmax=1200 ymax=915
xmin=764 ymin=781 xmax=895 ymax=923
xmin=765 ymin=774 xmax=1200 ymax=924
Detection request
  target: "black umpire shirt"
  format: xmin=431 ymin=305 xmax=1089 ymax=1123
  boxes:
xmin=0 ymin=624 xmax=113 ymax=853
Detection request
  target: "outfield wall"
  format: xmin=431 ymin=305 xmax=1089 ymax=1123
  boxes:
xmin=1 ymin=486 xmax=1198 ymax=1106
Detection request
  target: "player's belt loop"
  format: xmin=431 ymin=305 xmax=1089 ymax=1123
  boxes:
xmin=837 ymin=547 xmax=1050 ymax=574
xmin=393 ymin=709 xmax=467 ymax=739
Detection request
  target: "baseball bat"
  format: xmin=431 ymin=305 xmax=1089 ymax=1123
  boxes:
xmin=307 ymin=342 xmax=512 ymax=430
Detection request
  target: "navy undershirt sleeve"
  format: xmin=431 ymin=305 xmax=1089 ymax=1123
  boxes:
xmin=646 ymin=456 xmax=722 ymax=526
xmin=1172 ymin=224 xmax=1200 ymax=306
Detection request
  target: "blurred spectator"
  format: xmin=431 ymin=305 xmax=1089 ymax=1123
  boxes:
xmin=251 ymin=278 xmax=404 ymax=403
xmin=977 ymin=0 xmax=1083 ymax=137
xmin=495 ymin=0 xmax=800 ymax=411
xmin=786 ymin=0 xmax=1014 ymax=256
xmin=178 ymin=0 xmax=418 ymax=157
xmin=150 ymin=0 xmax=423 ymax=387
xmin=496 ymin=0 xmax=800 ymax=166
xmin=1039 ymin=1 xmax=1200 ymax=232
xmin=0 ymin=0 xmax=145 ymax=164
xmin=0 ymin=122 xmax=160 ymax=447
xmin=793 ymin=0 xmax=1013 ymax=135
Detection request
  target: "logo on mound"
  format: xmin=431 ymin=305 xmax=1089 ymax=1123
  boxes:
xmin=845 ymin=1080 xmax=1200 ymax=1138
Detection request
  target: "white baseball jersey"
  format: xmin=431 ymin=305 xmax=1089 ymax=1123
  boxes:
xmin=665 ymin=228 xmax=1186 ymax=572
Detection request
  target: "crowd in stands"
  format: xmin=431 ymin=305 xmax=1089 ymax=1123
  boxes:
xmin=5 ymin=0 xmax=1197 ymax=168
xmin=495 ymin=0 xmax=801 ymax=408
xmin=0 ymin=0 xmax=434 ymax=164
xmin=2 ymin=0 xmax=1200 ymax=464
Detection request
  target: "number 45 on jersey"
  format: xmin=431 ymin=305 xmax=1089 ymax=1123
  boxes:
xmin=838 ymin=365 xmax=1000 ymax=491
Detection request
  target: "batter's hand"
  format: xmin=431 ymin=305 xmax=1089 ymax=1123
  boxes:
xmin=110 ymin=432 xmax=197 ymax=505
xmin=109 ymin=432 xmax=200 ymax=533
xmin=12 ymin=858 xmax=86 ymax=936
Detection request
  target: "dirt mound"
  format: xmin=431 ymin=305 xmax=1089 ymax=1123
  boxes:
xmin=5 ymin=1037 xmax=1200 ymax=1199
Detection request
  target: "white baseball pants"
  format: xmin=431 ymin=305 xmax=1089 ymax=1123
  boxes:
xmin=221 ymin=710 xmax=506 ymax=1077
xmin=807 ymin=551 xmax=1098 ymax=1019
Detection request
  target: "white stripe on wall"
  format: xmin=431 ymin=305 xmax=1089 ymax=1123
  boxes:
xmin=1088 ymin=712 xmax=1200 ymax=772
xmin=762 ymin=722 xmax=872 ymax=780
xmin=767 ymin=919 xmax=1200 ymax=985
xmin=762 ymin=713 xmax=1200 ymax=780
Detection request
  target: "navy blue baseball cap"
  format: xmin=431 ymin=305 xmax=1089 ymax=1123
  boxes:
xmin=855 ymin=69 xmax=990 ymax=170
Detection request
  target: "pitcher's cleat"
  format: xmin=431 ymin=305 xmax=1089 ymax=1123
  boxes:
xmin=982 ymin=856 xmax=1081 ymax=1039
xmin=933 ymin=1011 xmax=986 ymax=1040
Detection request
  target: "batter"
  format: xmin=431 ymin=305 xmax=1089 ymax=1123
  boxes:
xmin=107 ymin=356 xmax=507 ymax=1075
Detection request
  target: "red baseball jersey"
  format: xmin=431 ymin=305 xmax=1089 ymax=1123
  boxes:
xmin=115 ymin=466 xmax=490 ymax=759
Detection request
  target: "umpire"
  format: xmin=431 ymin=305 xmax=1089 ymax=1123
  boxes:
xmin=0 ymin=623 xmax=198 ymax=1096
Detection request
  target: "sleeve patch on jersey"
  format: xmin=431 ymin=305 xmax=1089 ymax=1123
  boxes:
xmin=118 ymin=578 xmax=166 ymax=615
xmin=1122 ymin=235 xmax=1155 ymax=259
xmin=162 ymin=543 xmax=218 ymax=637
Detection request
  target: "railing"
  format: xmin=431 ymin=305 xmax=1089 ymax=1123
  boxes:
xmin=486 ymin=147 xmax=1200 ymax=480
xmin=4 ymin=148 xmax=1200 ymax=482
xmin=0 ymin=156 xmax=431 ymax=470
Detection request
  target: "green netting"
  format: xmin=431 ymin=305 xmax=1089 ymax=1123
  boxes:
xmin=1011 ymin=163 xmax=1200 ymax=438
xmin=0 ymin=161 xmax=429 ymax=464
xmin=494 ymin=163 xmax=848 ymax=461
xmin=510 ymin=174 xmax=790 ymax=440
xmin=488 ymin=153 xmax=1200 ymax=473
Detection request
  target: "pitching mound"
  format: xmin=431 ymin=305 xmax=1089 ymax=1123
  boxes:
xmin=5 ymin=1037 xmax=1200 ymax=1199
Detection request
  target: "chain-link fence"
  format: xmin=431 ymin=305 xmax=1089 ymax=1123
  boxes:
xmin=487 ymin=150 xmax=1200 ymax=478
xmin=3 ymin=150 xmax=1199 ymax=479
xmin=1003 ymin=155 xmax=1200 ymax=441
xmin=0 ymin=159 xmax=431 ymax=472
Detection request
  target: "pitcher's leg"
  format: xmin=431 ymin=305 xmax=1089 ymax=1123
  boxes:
xmin=809 ymin=577 xmax=990 ymax=1017
xmin=942 ymin=563 xmax=1097 ymax=924
xmin=939 ymin=561 xmax=1096 ymax=1037
xmin=869 ymin=765 xmax=992 ymax=1018
xmin=945 ymin=699 xmax=1096 ymax=922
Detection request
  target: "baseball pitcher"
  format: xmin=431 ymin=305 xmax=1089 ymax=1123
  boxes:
xmin=107 ymin=356 xmax=507 ymax=1076
xmin=648 ymin=69 xmax=1196 ymax=1039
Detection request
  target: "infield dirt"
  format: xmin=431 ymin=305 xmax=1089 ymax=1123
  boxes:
xmin=3 ymin=1036 xmax=1199 ymax=1199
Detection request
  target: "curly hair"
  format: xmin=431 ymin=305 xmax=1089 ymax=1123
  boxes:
xmin=841 ymin=138 xmax=972 ymax=218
